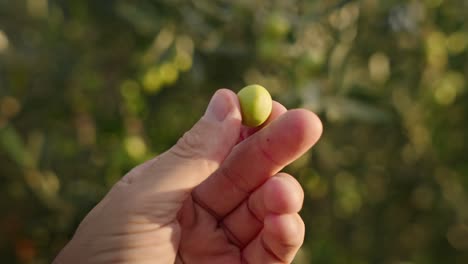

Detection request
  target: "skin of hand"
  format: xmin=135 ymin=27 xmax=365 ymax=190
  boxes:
xmin=53 ymin=89 xmax=323 ymax=264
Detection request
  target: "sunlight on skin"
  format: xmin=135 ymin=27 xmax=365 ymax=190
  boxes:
xmin=54 ymin=89 xmax=322 ymax=264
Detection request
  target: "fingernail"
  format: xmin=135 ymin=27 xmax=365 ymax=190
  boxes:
xmin=204 ymin=90 xmax=232 ymax=122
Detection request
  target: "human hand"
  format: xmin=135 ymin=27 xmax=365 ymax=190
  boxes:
xmin=53 ymin=89 xmax=322 ymax=264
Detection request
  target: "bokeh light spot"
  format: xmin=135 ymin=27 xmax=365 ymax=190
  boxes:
xmin=0 ymin=96 xmax=21 ymax=119
xmin=143 ymin=67 xmax=163 ymax=93
xmin=27 ymin=0 xmax=48 ymax=18
xmin=0 ymin=30 xmax=9 ymax=53
xmin=124 ymin=136 xmax=147 ymax=159
xmin=447 ymin=31 xmax=468 ymax=54
xmin=369 ymin=52 xmax=390 ymax=83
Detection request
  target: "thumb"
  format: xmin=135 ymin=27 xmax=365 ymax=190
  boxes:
xmin=131 ymin=89 xmax=242 ymax=194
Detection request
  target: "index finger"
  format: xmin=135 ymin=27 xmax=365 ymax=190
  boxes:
xmin=238 ymin=101 xmax=287 ymax=142
xmin=192 ymin=109 xmax=322 ymax=218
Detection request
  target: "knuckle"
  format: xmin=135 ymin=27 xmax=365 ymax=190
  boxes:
xmin=256 ymin=136 xmax=282 ymax=167
xmin=120 ymin=159 xmax=155 ymax=184
xmin=170 ymin=122 xmax=206 ymax=159
xmin=219 ymin=166 xmax=251 ymax=194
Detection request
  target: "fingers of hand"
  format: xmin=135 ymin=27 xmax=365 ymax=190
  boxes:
xmin=193 ymin=109 xmax=322 ymax=217
xmin=221 ymin=173 xmax=303 ymax=246
xmin=251 ymin=173 xmax=304 ymax=216
xmin=242 ymin=213 xmax=305 ymax=264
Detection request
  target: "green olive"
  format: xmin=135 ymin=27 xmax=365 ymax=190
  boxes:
xmin=265 ymin=13 xmax=290 ymax=39
xmin=237 ymin=84 xmax=272 ymax=127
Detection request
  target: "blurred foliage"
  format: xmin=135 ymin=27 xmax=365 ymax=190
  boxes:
xmin=1 ymin=0 xmax=468 ymax=263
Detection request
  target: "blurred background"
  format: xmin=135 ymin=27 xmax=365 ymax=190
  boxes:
xmin=1 ymin=0 xmax=468 ymax=263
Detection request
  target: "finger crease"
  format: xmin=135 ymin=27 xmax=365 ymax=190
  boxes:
xmin=191 ymin=192 xmax=222 ymax=221
xmin=246 ymin=199 xmax=263 ymax=223
xmin=177 ymin=252 xmax=187 ymax=264
xmin=261 ymin=235 xmax=286 ymax=263
xmin=256 ymin=139 xmax=282 ymax=168
xmin=220 ymin=166 xmax=251 ymax=195
xmin=219 ymin=221 xmax=245 ymax=248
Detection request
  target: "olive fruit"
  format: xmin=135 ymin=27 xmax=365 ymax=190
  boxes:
xmin=237 ymin=84 xmax=272 ymax=127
